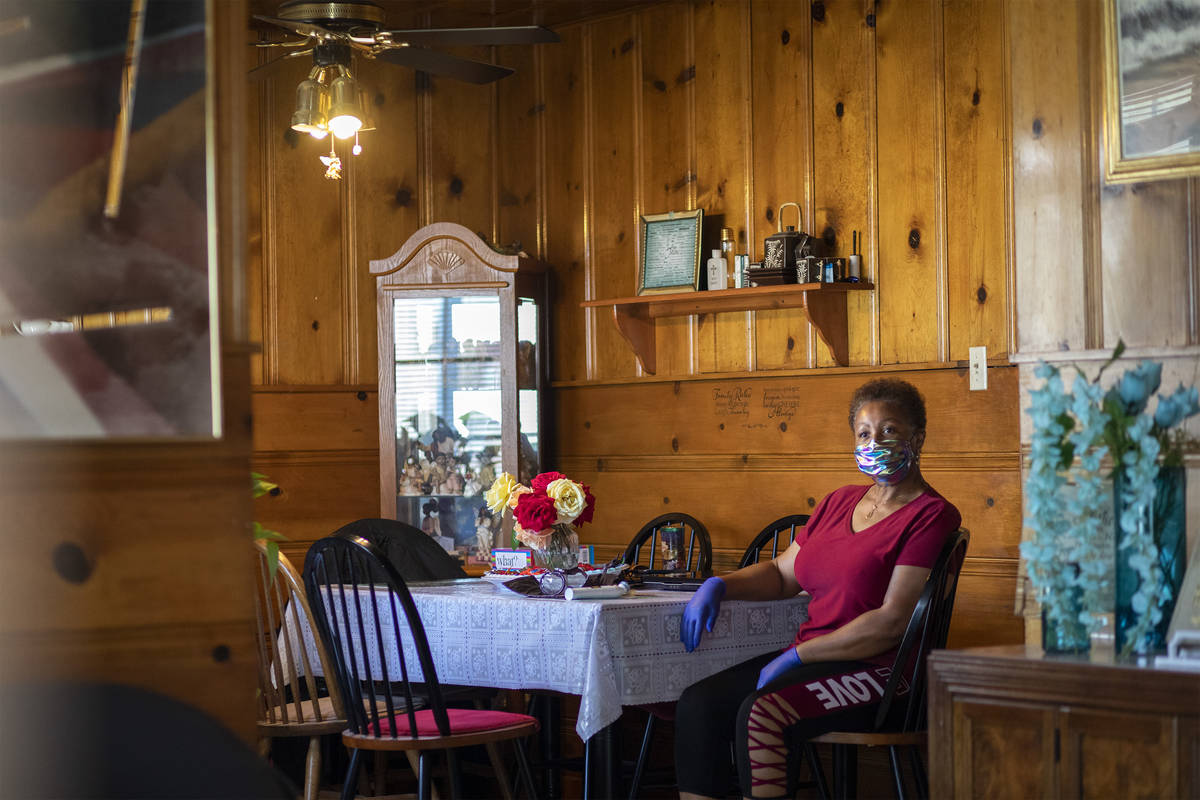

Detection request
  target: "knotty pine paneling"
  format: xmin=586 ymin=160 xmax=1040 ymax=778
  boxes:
xmin=876 ymin=0 xmax=943 ymax=365
xmin=251 ymin=388 xmax=381 ymax=548
xmin=750 ymin=0 xmax=815 ymax=372
xmin=352 ymin=61 xmax=423 ymax=387
xmin=1099 ymin=180 xmax=1196 ymax=350
xmin=587 ymin=15 xmax=640 ymax=381
xmin=252 ymin=387 xmax=378 ymax=453
xmin=639 ymin=2 xmax=695 ymax=378
xmin=944 ymin=0 xmax=1010 ymax=361
xmin=542 ymin=25 xmax=588 ymax=384
xmin=810 ymin=0 xmax=875 ymax=369
xmin=693 ymin=0 xmax=752 ymax=374
xmin=250 ymin=0 xmax=1016 ymax=387
xmin=1010 ymin=0 xmax=1091 ymax=355
xmin=253 ymin=452 xmax=380 ymax=547
xmin=495 ymin=43 xmax=541 ymax=256
xmin=425 ymin=48 xmax=497 ymax=235
xmin=264 ymin=57 xmax=346 ymax=385
xmin=555 ymin=367 xmax=1018 ymax=457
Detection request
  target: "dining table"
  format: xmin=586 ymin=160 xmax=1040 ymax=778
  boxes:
xmin=281 ymin=577 xmax=809 ymax=798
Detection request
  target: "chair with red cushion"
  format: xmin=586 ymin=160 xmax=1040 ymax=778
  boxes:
xmin=304 ymin=532 xmax=540 ymax=800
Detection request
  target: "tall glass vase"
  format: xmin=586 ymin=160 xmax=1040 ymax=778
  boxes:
xmin=532 ymin=523 xmax=580 ymax=570
xmin=1041 ymin=584 xmax=1090 ymax=654
xmin=1114 ymin=466 xmax=1187 ymax=655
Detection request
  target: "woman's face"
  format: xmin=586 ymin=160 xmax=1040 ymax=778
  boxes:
xmin=852 ymin=400 xmax=924 ymax=453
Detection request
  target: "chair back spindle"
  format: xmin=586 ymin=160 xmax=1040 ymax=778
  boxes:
xmin=305 ymin=534 xmax=454 ymax=741
xmin=622 ymin=513 xmax=713 ymax=578
xmin=737 ymin=514 xmax=811 ymax=568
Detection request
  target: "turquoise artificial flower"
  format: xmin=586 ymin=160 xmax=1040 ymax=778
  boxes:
xmin=1109 ymin=360 xmax=1162 ymax=416
xmin=1153 ymin=385 xmax=1200 ymax=430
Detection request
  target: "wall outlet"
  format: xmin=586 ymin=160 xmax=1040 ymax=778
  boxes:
xmin=969 ymin=346 xmax=988 ymax=391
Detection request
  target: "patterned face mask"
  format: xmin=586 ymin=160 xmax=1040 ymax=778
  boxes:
xmin=854 ymin=439 xmax=915 ymax=485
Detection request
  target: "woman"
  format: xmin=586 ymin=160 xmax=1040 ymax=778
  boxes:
xmin=675 ymin=378 xmax=961 ymax=800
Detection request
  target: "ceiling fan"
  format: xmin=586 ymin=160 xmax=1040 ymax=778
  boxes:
xmin=252 ymin=1 xmax=559 ymax=178
xmin=251 ymin=1 xmax=560 ymax=85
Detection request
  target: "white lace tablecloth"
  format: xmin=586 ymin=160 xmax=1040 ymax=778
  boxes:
xmin=286 ymin=580 xmax=808 ymax=741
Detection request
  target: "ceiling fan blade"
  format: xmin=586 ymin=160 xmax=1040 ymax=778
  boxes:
xmin=375 ymin=47 xmax=514 ymax=84
xmin=377 ymin=25 xmax=560 ymax=47
xmin=248 ymin=48 xmax=313 ymax=82
xmin=252 ymin=14 xmax=331 ymax=40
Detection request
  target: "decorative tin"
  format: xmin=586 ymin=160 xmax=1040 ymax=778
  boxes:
xmin=796 ymin=256 xmax=821 ymax=284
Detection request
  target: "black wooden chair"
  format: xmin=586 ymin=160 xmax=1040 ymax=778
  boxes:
xmin=623 ymin=513 xmax=712 ymax=799
xmin=330 ymin=518 xmax=523 ymax=796
xmin=621 ymin=512 xmax=713 ymax=577
xmin=332 ymin=518 xmax=468 ymax=582
xmin=803 ymin=528 xmax=970 ymax=800
xmin=303 ymin=532 xmax=541 ymax=800
xmin=737 ymin=514 xmax=811 ymax=568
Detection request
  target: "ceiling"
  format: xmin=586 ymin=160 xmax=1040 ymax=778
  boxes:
xmin=247 ymin=0 xmax=659 ymax=30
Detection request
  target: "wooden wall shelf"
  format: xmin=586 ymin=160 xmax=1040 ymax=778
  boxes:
xmin=581 ymin=282 xmax=874 ymax=374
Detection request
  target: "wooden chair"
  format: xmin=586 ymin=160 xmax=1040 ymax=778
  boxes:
xmin=254 ymin=542 xmax=347 ymax=800
xmin=804 ymin=528 xmax=970 ymax=800
xmin=622 ymin=513 xmax=711 ymax=799
xmin=737 ymin=513 xmax=811 ymax=567
xmin=303 ymin=532 xmax=541 ymax=800
xmin=621 ymin=512 xmax=712 ymax=577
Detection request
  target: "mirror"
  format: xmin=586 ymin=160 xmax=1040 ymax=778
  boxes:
xmin=0 ymin=0 xmax=220 ymax=438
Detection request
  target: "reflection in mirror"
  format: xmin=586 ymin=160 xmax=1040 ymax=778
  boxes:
xmin=0 ymin=0 xmax=219 ymax=438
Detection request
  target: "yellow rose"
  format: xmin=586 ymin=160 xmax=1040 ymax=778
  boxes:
xmin=546 ymin=478 xmax=586 ymax=523
xmin=485 ymin=473 xmax=519 ymax=514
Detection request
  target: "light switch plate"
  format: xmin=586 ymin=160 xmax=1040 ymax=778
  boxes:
xmin=969 ymin=346 xmax=987 ymax=391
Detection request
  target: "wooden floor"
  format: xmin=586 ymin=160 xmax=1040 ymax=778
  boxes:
xmin=306 ymin=743 xmax=906 ymax=799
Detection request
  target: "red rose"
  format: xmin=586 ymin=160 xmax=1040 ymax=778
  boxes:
xmin=575 ymin=483 xmax=596 ymax=526
xmin=514 ymin=492 xmax=558 ymax=532
xmin=531 ymin=471 xmax=568 ymax=493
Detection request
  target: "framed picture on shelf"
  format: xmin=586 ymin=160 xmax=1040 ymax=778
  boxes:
xmin=1101 ymin=0 xmax=1200 ymax=183
xmin=637 ymin=208 xmax=703 ymax=295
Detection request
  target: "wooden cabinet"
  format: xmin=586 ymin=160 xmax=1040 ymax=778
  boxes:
xmin=369 ymin=223 xmax=549 ymax=564
xmin=929 ymin=646 xmax=1200 ymax=800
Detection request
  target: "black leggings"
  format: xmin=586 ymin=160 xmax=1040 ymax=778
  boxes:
xmin=674 ymin=652 xmax=891 ymax=798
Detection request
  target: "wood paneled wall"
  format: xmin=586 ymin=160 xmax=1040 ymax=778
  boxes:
xmin=249 ymin=0 xmax=1023 ymax=648
xmin=0 ymin=2 xmax=256 ymax=742
xmin=1007 ymin=0 xmax=1200 ymax=639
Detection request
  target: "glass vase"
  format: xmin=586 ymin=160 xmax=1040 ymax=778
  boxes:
xmin=532 ymin=523 xmax=580 ymax=570
xmin=1113 ymin=466 xmax=1187 ymax=655
xmin=1042 ymin=584 xmax=1090 ymax=654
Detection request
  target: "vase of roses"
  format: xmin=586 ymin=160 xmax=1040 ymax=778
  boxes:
xmin=485 ymin=470 xmax=595 ymax=570
xmin=1022 ymin=341 xmax=1198 ymax=656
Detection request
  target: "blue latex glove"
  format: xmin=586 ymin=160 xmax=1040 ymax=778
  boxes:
xmin=680 ymin=576 xmax=726 ymax=652
xmin=756 ymin=647 xmax=803 ymax=690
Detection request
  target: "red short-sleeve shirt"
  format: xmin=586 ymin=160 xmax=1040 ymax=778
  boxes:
xmin=791 ymin=484 xmax=961 ymax=666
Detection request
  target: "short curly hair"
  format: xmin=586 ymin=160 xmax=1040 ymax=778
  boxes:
xmin=847 ymin=379 xmax=927 ymax=432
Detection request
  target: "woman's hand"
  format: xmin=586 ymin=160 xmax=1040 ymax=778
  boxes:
xmin=680 ymin=576 xmax=725 ymax=652
xmin=756 ymin=647 xmax=802 ymax=690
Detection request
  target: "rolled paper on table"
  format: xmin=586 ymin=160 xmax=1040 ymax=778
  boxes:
xmin=564 ymin=582 xmax=630 ymax=601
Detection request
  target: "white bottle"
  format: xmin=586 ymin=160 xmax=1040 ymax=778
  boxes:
xmin=707 ymin=249 xmax=728 ymax=290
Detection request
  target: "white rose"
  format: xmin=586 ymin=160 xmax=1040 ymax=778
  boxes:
xmin=546 ymin=478 xmax=586 ymax=523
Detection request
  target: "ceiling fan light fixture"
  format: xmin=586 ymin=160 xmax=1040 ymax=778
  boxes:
xmin=290 ymin=75 xmax=329 ymax=137
xmin=328 ymin=72 xmax=363 ymax=139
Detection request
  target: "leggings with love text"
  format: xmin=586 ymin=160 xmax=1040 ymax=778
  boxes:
xmin=675 ymin=652 xmax=900 ymax=799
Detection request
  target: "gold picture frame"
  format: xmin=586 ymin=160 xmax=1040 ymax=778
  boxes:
xmin=637 ymin=208 xmax=704 ymax=295
xmin=1102 ymin=0 xmax=1200 ymax=183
